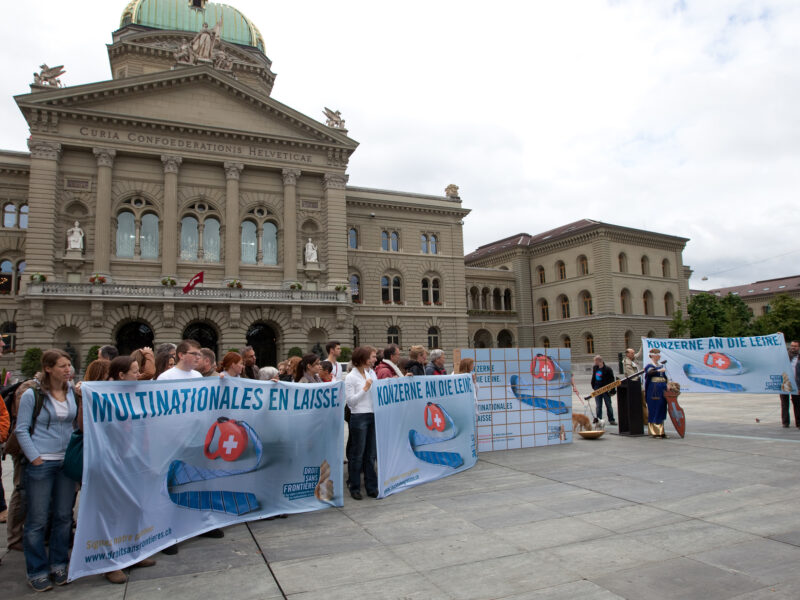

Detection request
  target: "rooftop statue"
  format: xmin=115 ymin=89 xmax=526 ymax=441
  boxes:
xmin=323 ymin=107 xmax=346 ymax=129
xmin=33 ymin=64 xmax=66 ymax=88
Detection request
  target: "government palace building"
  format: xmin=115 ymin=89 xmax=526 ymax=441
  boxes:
xmin=0 ymin=0 xmax=692 ymax=373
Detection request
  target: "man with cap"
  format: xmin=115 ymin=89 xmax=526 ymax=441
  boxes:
xmin=644 ymin=348 xmax=668 ymax=438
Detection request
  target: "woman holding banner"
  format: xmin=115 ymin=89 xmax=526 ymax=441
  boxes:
xmin=644 ymin=348 xmax=668 ymax=438
xmin=345 ymin=346 xmax=378 ymax=500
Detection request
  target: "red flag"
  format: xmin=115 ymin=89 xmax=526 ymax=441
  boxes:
xmin=183 ymin=271 xmax=204 ymax=294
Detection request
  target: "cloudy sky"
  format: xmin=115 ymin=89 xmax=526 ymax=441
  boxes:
xmin=1 ymin=0 xmax=797 ymax=289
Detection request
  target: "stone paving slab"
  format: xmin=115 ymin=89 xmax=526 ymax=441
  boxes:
xmin=3 ymin=391 xmax=800 ymax=599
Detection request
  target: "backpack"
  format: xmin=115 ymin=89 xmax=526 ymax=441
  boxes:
xmin=3 ymin=382 xmax=44 ymax=457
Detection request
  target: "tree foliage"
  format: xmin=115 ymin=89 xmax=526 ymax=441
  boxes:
xmin=668 ymin=301 xmax=690 ymax=337
xmin=752 ymin=294 xmax=800 ymax=341
xmin=687 ymin=293 xmax=727 ymax=337
xmin=21 ymin=347 xmax=43 ymax=379
xmin=287 ymin=346 xmax=303 ymax=358
xmin=85 ymin=345 xmax=101 ymax=368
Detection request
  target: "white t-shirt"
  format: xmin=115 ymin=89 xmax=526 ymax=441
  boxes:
xmin=157 ymin=366 xmax=203 ymax=380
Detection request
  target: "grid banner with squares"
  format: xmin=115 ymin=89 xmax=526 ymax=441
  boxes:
xmin=457 ymin=348 xmax=573 ymax=452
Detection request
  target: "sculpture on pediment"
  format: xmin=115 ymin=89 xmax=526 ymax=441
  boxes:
xmin=445 ymin=184 xmax=460 ymax=199
xmin=192 ymin=20 xmax=222 ymax=60
xmin=33 ymin=64 xmax=66 ymax=88
xmin=323 ymin=107 xmax=346 ymax=129
xmin=213 ymin=49 xmax=234 ymax=71
xmin=305 ymin=238 xmax=318 ymax=263
xmin=66 ymin=221 xmax=84 ymax=251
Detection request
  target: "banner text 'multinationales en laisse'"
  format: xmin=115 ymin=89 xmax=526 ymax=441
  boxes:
xmin=90 ymin=382 xmax=341 ymax=424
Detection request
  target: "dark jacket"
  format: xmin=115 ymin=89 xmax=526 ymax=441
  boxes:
xmin=425 ymin=362 xmax=447 ymax=376
xmin=242 ymin=364 xmax=259 ymax=380
xmin=591 ymin=364 xmax=616 ymax=391
xmin=406 ymin=360 xmax=425 ymax=377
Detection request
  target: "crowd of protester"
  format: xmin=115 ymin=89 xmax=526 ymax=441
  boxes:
xmin=0 ymin=337 xmax=465 ymax=591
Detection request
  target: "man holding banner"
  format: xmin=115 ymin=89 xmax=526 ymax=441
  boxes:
xmin=779 ymin=340 xmax=800 ymax=428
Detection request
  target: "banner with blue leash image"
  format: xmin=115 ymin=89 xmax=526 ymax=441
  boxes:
xmin=643 ymin=334 xmax=797 ymax=394
xmin=373 ymin=374 xmax=477 ymax=498
xmin=69 ymin=376 xmax=344 ymax=581
xmin=458 ymin=348 xmax=573 ymax=452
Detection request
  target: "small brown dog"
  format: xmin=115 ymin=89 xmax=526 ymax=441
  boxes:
xmin=572 ymin=413 xmax=592 ymax=432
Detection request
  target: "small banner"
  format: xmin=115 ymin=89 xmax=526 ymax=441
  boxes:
xmin=373 ymin=374 xmax=477 ymax=498
xmin=643 ymin=334 xmax=797 ymax=394
xmin=69 ymin=377 xmax=344 ymax=581
xmin=458 ymin=348 xmax=573 ymax=452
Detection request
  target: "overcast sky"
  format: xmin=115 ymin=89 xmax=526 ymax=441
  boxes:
xmin=1 ymin=1 xmax=797 ymax=290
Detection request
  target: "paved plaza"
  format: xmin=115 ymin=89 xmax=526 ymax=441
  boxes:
xmin=3 ymin=391 xmax=800 ymax=599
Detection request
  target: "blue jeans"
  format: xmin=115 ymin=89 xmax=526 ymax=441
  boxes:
xmin=23 ymin=460 xmax=76 ymax=579
xmin=595 ymin=393 xmax=615 ymax=421
xmin=347 ymin=413 xmax=377 ymax=494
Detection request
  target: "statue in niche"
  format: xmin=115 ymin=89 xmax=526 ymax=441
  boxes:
xmin=66 ymin=221 xmax=84 ymax=251
xmin=305 ymin=238 xmax=318 ymax=263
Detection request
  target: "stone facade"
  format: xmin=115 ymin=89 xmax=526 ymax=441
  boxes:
xmin=0 ymin=4 xmax=469 ymax=371
xmin=465 ymin=220 xmax=692 ymax=366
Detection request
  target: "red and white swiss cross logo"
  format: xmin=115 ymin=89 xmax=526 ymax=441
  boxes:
xmin=424 ymin=403 xmax=446 ymax=432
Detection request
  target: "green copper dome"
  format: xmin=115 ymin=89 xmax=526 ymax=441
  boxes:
xmin=120 ymin=0 xmax=265 ymax=52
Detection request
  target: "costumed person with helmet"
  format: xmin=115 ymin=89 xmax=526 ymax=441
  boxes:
xmin=644 ymin=348 xmax=668 ymax=438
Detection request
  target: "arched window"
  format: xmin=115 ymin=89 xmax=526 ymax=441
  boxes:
xmin=580 ymin=291 xmax=593 ymax=316
xmin=353 ymin=326 xmax=360 ymax=348
xmin=140 ymin=213 xmax=159 ymax=258
xmin=381 ymin=276 xmax=390 ymax=303
xmin=432 ymin=278 xmax=441 ymax=304
xmin=116 ymin=211 xmax=135 ymax=258
xmin=619 ymin=252 xmax=628 ymax=273
xmin=624 ymin=330 xmax=633 ymax=349
xmin=493 ymin=288 xmax=502 ymax=310
xmin=19 ymin=205 xmax=29 ymax=229
xmin=647 ymin=330 xmax=656 ymax=339
xmin=241 ymin=221 xmax=257 ymax=264
xmin=498 ymin=330 xmax=513 ymax=348
xmin=481 ymin=287 xmax=491 ymax=310
xmin=469 ymin=286 xmax=479 ymax=309
xmin=387 ymin=325 xmax=400 ymax=345
xmin=3 ymin=204 xmax=16 ymax=228
xmin=15 ymin=260 xmax=25 ymax=293
xmin=536 ymin=266 xmax=546 ymax=284
xmin=392 ymin=276 xmax=402 ymax=303
xmin=429 ymin=235 xmax=437 ymax=254
xmin=421 ymin=234 xmax=428 ymax=254
xmin=541 ymin=337 xmax=551 ymax=349
xmin=563 ymin=335 xmax=571 ymax=348
xmin=559 ymin=295 xmax=570 ymax=319
xmin=578 ymin=255 xmax=589 ymax=276
xmin=664 ymin=292 xmax=675 ymax=316
xmin=0 ymin=260 xmax=12 ymax=295
xmin=350 ymin=274 xmax=361 ymax=303
xmin=556 ymin=260 xmax=566 ymax=280
xmin=422 ymin=278 xmax=430 ymax=304
xmin=643 ymin=290 xmax=654 ymax=315
xmin=180 ymin=216 xmax=199 ymax=261
xmin=539 ymin=299 xmax=550 ymax=322
xmin=427 ymin=326 xmax=439 ymax=349
xmin=585 ymin=334 xmax=595 ymax=354
xmin=641 ymin=255 xmax=650 ymax=275
xmin=262 ymin=222 xmax=278 ymax=265
xmin=662 ymin=258 xmax=671 ymax=278
xmin=0 ymin=321 xmax=17 ymax=352
xmin=504 ymin=289 xmax=512 ymax=311
xmin=381 ymin=231 xmax=389 ymax=251
xmin=391 ymin=231 xmax=399 ymax=252
xmin=348 ymin=227 xmax=358 ymax=249
xmin=203 ymin=217 xmax=220 ymax=262
xmin=620 ymin=288 xmax=632 ymax=314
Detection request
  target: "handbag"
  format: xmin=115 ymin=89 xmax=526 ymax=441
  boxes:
xmin=63 ymin=430 xmax=84 ymax=483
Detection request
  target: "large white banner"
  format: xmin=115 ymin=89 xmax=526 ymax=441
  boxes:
xmin=643 ymin=334 xmax=797 ymax=394
xmin=70 ymin=377 xmax=344 ymax=581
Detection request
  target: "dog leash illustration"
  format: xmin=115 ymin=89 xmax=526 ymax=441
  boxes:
xmin=408 ymin=402 xmax=463 ymax=468
xmin=165 ymin=417 xmax=264 ymax=516
xmin=509 ymin=376 xmax=569 ymax=414
xmin=682 ymin=352 xmax=745 ymax=391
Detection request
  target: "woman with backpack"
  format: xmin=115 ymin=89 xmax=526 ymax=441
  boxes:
xmin=14 ymin=349 xmax=78 ymax=592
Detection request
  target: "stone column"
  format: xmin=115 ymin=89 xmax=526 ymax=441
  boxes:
xmin=93 ymin=148 xmax=116 ymax=277
xmin=161 ymin=155 xmax=182 ymax=277
xmin=224 ymin=162 xmax=244 ymax=282
xmin=323 ymin=173 xmax=348 ymax=287
xmin=282 ymin=169 xmax=301 ymax=284
xmin=25 ymin=140 xmax=62 ymax=279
